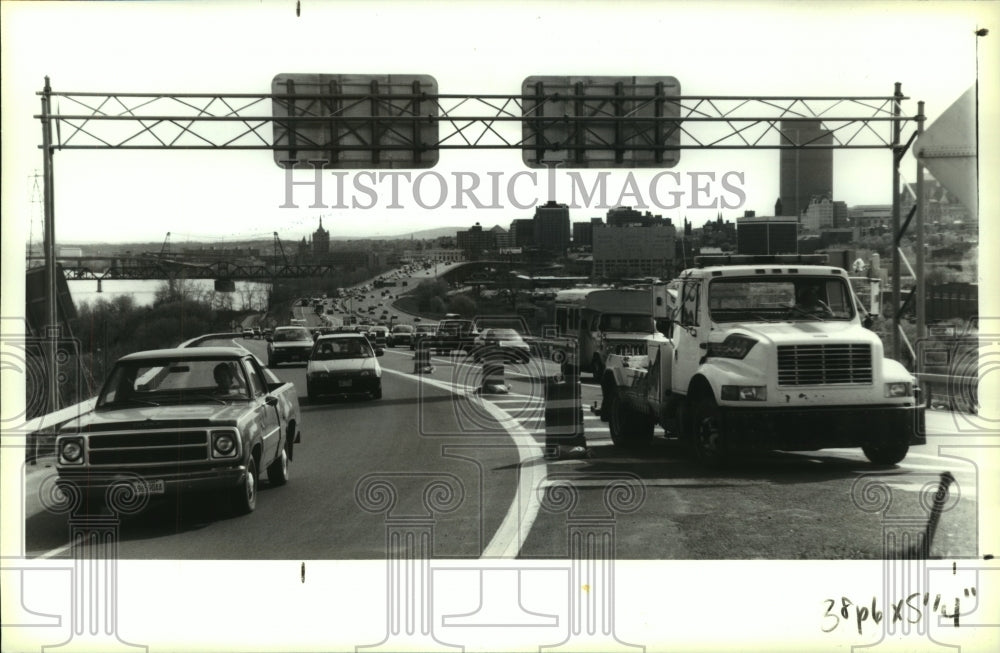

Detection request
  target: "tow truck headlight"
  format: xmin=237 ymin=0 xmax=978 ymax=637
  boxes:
xmin=721 ymin=385 xmax=767 ymax=401
xmin=884 ymin=382 xmax=913 ymax=398
xmin=59 ymin=438 xmax=84 ymax=464
xmin=706 ymin=334 xmax=758 ymax=360
xmin=211 ymin=430 xmax=238 ymax=458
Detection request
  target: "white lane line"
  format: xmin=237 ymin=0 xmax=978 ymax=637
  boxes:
xmin=380 ymin=367 xmax=546 ymax=559
xmin=36 ymin=541 xmax=74 ymax=560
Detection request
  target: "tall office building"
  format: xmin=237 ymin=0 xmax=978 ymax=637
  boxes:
xmin=779 ymin=120 xmax=833 ymax=218
xmin=533 ymin=201 xmax=571 ymax=254
xmin=509 ymin=218 xmax=536 ymax=247
xmin=592 ymin=221 xmax=676 ymax=279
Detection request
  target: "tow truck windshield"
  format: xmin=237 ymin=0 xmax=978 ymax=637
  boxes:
xmin=707 ymin=277 xmax=855 ymax=322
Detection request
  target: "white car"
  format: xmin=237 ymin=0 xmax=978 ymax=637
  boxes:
xmin=472 ymin=328 xmax=531 ymax=363
xmin=306 ymin=333 xmax=383 ymax=401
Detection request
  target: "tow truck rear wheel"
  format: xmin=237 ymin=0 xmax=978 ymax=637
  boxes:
xmin=862 ymin=436 xmax=909 ymax=465
xmin=690 ymin=397 xmax=728 ymax=466
xmin=608 ymin=393 xmax=654 ymax=449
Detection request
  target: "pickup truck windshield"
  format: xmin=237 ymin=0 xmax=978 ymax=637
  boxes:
xmin=599 ymin=314 xmax=655 ymax=333
xmin=708 ymin=277 xmax=855 ymax=322
xmin=97 ymin=358 xmax=251 ymax=407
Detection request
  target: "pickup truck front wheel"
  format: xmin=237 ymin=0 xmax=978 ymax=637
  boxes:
xmin=231 ymin=457 xmax=258 ymax=515
xmin=690 ymin=397 xmax=728 ymax=466
xmin=608 ymin=393 xmax=654 ymax=449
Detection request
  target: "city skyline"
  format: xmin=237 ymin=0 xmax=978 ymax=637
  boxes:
xmin=2 ymin=2 xmax=985 ymax=246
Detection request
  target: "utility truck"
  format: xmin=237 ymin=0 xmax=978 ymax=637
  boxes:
xmin=595 ymin=255 xmax=924 ymax=465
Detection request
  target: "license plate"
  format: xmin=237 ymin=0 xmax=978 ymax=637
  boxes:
xmin=338 ymin=379 xmax=353 ymax=388
xmin=133 ymin=479 xmax=165 ymax=495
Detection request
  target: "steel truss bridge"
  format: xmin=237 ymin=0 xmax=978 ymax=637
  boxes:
xmin=54 ymin=259 xmax=339 ymax=283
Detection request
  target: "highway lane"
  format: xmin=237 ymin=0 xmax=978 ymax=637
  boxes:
xmin=23 ymin=334 xmax=988 ymax=560
xmin=377 ymin=346 xmax=984 ymax=559
xmin=23 ymin=338 xmax=525 ymax=559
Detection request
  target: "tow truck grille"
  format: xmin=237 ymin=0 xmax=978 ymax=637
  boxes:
xmin=777 ymin=344 xmax=873 ymax=386
xmin=86 ymin=430 xmax=210 ymax=466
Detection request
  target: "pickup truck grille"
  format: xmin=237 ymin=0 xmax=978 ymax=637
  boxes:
xmin=777 ymin=344 xmax=873 ymax=386
xmin=86 ymin=430 xmax=210 ymax=466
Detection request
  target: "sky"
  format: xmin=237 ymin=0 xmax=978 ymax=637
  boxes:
xmin=0 ymin=0 xmax=989 ymax=248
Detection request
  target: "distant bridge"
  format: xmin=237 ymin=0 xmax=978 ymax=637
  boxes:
xmin=28 ymin=255 xmax=342 ymax=283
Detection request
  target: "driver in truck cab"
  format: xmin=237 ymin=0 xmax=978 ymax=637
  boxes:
xmin=793 ymin=282 xmax=835 ymax=317
xmin=213 ymin=362 xmax=246 ymax=395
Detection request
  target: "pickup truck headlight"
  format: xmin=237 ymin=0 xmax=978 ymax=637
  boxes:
xmin=706 ymin=334 xmax=758 ymax=360
xmin=211 ymin=430 xmax=238 ymax=458
xmin=721 ymin=385 xmax=767 ymax=401
xmin=884 ymin=382 xmax=913 ymax=398
xmin=59 ymin=438 xmax=84 ymax=464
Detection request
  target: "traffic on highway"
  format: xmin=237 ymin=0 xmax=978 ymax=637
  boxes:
xmin=24 ymin=257 xmax=984 ymax=561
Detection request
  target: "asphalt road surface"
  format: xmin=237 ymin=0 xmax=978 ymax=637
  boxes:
xmin=24 ymin=335 xmax=987 ymax=560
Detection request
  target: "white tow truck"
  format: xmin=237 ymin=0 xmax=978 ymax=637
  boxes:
xmin=596 ymin=255 xmax=925 ymax=465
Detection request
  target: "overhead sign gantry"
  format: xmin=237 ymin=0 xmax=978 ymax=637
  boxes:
xmin=36 ymin=75 xmax=928 ymax=412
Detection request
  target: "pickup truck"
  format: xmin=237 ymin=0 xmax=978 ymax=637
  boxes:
xmin=422 ymin=319 xmax=478 ymax=355
xmin=54 ymin=346 xmax=301 ymax=516
xmin=596 ymin=255 xmax=924 ymax=465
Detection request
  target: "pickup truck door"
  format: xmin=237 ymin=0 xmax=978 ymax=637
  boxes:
xmin=671 ymin=278 xmax=706 ymax=396
xmin=243 ymin=359 xmax=282 ymax=464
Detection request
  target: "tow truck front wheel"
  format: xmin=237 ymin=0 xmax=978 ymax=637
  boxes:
xmin=690 ymin=397 xmax=728 ymax=466
xmin=862 ymin=436 xmax=909 ymax=465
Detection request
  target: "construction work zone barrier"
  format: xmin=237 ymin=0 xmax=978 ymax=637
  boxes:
xmin=543 ymin=338 xmax=587 ymax=456
xmin=412 ymin=342 xmax=434 ymax=374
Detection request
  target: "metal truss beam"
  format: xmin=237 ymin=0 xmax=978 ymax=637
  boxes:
xmin=37 ymin=89 xmax=915 ymax=153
